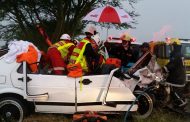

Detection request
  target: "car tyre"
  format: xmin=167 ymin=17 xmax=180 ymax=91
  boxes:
xmin=133 ymin=90 xmax=154 ymax=119
xmin=0 ymin=97 xmax=27 ymax=122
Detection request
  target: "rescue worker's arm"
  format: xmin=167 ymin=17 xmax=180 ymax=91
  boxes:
xmin=84 ymin=43 xmax=99 ymax=58
xmin=67 ymin=45 xmax=75 ymax=59
xmin=84 ymin=43 xmax=100 ymax=72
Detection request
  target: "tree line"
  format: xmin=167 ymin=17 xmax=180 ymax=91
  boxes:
xmin=0 ymin=0 xmax=138 ymax=50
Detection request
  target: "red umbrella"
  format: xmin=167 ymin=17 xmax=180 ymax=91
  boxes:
xmin=82 ymin=5 xmax=132 ymax=24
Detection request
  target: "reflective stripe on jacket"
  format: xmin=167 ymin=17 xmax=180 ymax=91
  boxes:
xmin=69 ymin=39 xmax=90 ymax=72
xmin=50 ymin=40 xmax=74 ymax=59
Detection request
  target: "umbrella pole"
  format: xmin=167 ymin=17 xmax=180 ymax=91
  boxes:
xmin=106 ymin=28 xmax=109 ymax=38
xmin=106 ymin=28 xmax=108 ymax=38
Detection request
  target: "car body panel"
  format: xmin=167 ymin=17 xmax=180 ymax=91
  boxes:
xmin=0 ymin=55 xmax=138 ymax=114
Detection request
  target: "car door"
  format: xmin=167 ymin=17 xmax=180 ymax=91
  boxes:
xmin=11 ymin=62 xmax=76 ymax=113
xmin=76 ymin=69 xmax=137 ymax=112
xmin=11 ymin=62 xmax=137 ymax=113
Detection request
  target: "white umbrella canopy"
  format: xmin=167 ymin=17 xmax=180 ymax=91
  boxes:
xmin=82 ymin=5 xmax=132 ymax=24
xmin=82 ymin=5 xmax=133 ymax=59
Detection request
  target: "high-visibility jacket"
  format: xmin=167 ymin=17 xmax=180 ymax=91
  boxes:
xmin=50 ymin=40 xmax=74 ymax=60
xmin=69 ymin=39 xmax=90 ymax=72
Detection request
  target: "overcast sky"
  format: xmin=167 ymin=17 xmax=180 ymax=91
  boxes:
xmin=1 ymin=0 xmax=190 ymax=46
xmin=97 ymin=0 xmax=190 ymax=42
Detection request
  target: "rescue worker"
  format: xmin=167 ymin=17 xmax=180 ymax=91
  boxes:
xmin=140 ymin=42 xmax=151 ymax=56
xmin=135 ymin=42 xmax=152 ymax=69
xmin=47 ymin=34 xmax=75 ymax=75
xmin=162 ymin=40 xmax=187 ymax=107
xmin=69 ymin=26 xmax=100 ymax=74
xmin=127 ymin=41 xmax=152 ymax=75
xmin=119 ymin=33 xmax=137 ymax=69
xmin=92 ymin=34 xmax=107 ymax=74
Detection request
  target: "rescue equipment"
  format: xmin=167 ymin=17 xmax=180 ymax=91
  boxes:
xmin=105 ymin=58 xmax=121 ymax=68
xmin=67 ymin=63 xmax=83 ymax=78
xmin=73 ymin=111 xmax=107 ymax=122
xmin=36 ymin=25 xmax=52 ymax=46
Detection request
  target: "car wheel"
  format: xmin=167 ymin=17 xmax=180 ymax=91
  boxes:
xmin=133 ymin=90 xmax=154 ymax=119
xmin=0 ymin=97 xmax=27 ymax=122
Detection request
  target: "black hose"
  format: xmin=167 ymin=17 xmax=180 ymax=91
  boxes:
xmin=123 ymin=86 xmax=154 ymax=122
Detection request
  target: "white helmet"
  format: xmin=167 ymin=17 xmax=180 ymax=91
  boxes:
xmin=60 ymin=34 xmax=71 ymax=40
xmin=85 ymin=26 xmax=96 ymax=35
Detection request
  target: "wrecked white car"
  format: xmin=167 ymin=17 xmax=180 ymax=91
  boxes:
xmin=0 ymin=48 xmax=138 ymax=122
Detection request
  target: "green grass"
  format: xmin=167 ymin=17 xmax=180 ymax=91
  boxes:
xmin=23 ymin=114 xmax=71 ymax=122
xmin=133 ymin=109 xmax=189 ymax=122
xmin=23 ymin=109 xmax=190 ymax=122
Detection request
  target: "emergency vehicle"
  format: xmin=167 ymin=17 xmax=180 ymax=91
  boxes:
xmin=152 ymin=38 xmax=190 ymax=82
